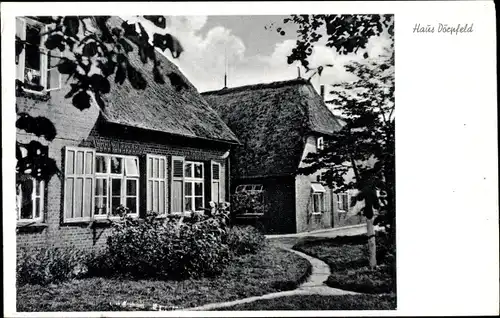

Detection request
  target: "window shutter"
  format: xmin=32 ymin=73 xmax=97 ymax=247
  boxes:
xmin=146 ymin=154 xmax=167 ymax=215
xmin=171 ymin=156 xmax=184 ymax=213
xmin=16 ymin=17 xmax=26 ymax=80
xmin=211 ymin=161 xmax=221 ymax=203
xmin=64 ymin=146 xmax=95 ymax=222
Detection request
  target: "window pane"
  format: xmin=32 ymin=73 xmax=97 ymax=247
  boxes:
xmin=110 ymin=157 xmax=122 ymax=174
xmin=126 ymin=198 xmax=137 ymax=214
xmin=35 ymin=179 xmax=42 ymax=195
xmin=35 ymin=197 xmax=41 ymax=218
xmin=25 ymin=24 xmax=42 ymax=87
xmin=111 ymin=198 xmax=121 ymax=215
xmin=95 ymin=197 xmax=107 ymax=215
xmin=96 ymin=156 xmax=107 ymax=173
xmin=155 ymin=158 xmax=160 ymax=178
xmin=160 ymin=159 xmax=165 ymax=179
xmin=195 ymin=182 xmax=203 ymax=196
xmin=76 ymin=151 xmax=84 ymax=174
xmin=83 ymin=178 xmax=92 ymax=218
xmin=20 ymin=179 xmax=34 ymax=219
xmin=66 ymin=150 xmax=75 ymax=174
xmin=184 ymin=162 xmax=192 ymax=178
xmin=75 ymin=178 xmax=83 ymax=218
xmin=65 ymin=178 xmax=74 ymax=219
xmin=85 ymin=152 xmax=93 ymax=174
xmin=194 ymin=164 xmax=203 ymax=178
xmin=96 ymin=178 xmax=107 ymax=196
xmin=195 ymin=197 xmax=203 ymax=211
xmin=185 ymin=182 xmax=192 ymax=196
xmin=153 ymin=181 xmax=159 ymax=212
xmin=112 ymin=179 xmax=122 ymax=196
xmin=185 ymin=197 xmax=192 ymax=212
xmin=148 ymin=157 xmax=153 ymax=178
xmin=147 ymin=180 xmax=153 ymax=211
xmin=159 ymin=181 xmax=165 ymax=213
xmin=126 ymin=179 xmax=137 ymax=196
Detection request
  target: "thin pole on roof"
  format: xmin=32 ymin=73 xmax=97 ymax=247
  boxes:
xmin=224 ymin=46 xmax=228 ymax=88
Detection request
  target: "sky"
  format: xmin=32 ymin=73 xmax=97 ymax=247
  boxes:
xmin=126 ymin=15 xmax=393 ymax=94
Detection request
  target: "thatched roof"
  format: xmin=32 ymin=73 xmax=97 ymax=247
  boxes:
xmin=202 ymin=79 xmax=343 ymax=178
xmin=98 ymin=17 xmax=239 ymax=144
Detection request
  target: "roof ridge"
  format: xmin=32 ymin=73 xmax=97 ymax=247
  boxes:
xmin=201 ymin=78 xmax=310 ymax=96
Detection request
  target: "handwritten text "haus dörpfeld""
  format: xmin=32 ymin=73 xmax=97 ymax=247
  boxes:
xmin=413 ymin=23 xmax=474 ymax=35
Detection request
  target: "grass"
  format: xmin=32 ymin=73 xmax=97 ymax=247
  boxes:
xmin=293 ymin=233 xmax=396 ymax=295
xmin=216 ymin=294 xmax=397 ymax=311
xmin=17 ymin=245 xmax=311 ymax=312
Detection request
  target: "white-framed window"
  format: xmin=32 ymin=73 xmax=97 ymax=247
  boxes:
xmin=16 ymin=17 xmax=62 ymax=93
xmin=184 ymin=161 xmax=204 ymax=212
xmin=312 ymin=192 xmax=325 ymax=214
xmin=317 ymin=136 xmax=324 ymax=151
xmin=211 ymin=161 xmax=221 ymax=203
xmin=16 ymin=177 xmax=44 ymax=222
xmin=311 ymin=183 xmax=326 ymax=214
xmin=94 ymin=154 xmax=139 ymax=218
xmin=337 ymin=192 xmax=350 ymax=213
xmin=64 ymin=147 xmax=95 ymax=221
xmin=146 ymin=154 xmax=167 ymax=215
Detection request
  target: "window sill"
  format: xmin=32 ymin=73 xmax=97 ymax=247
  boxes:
xmin=310 ymin=212 xmax=323 ymax=216
xmin=16 ymin=222 xmax=48 ymax=233
xmin=16 ymin=86 xmax=51 ymax=101
xmin=16 ymin=221 xmax=48 ymax=228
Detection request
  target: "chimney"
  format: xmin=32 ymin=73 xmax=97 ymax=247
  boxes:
xmin=320 ymin=84 xmax=325 ymax=99
xmin=224 ymin=72 xmax=227 ymax=89
xmin=297 ymin=66 xmax=302 ymax=79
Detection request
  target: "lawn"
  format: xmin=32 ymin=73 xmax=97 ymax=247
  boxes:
xmin=17 ymin=245 xmax=311 ymax=312
xmin=217 ymin=294 xmax=396 ymax=311
xmin=293 ymin=233 xmax=396 ymax=295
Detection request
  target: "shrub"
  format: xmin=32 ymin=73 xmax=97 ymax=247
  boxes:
xmin=227 ymin=225 xmax=267 ymax=255
xmin=17 ymin=246 xmax=85 ymax=286
xmin=100 ymin=212 xmax=232 ymax=280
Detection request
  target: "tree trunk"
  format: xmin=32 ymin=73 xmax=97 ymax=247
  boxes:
xmin=367 ymin=217 xmax=377 ymax=268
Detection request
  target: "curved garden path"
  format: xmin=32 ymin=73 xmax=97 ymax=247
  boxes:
xmin=182 ymin=225 xmax=366 ymax=311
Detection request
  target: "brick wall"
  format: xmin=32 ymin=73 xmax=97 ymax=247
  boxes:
xmin=16 ymin=93 xmax=231 ymax=252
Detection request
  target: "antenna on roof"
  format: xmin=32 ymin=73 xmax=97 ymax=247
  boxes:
xmin=224 ymin=46 xmax=228 ymax=89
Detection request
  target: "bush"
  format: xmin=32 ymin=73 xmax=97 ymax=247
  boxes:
xmin=100 ymin=212 xmax=232 ymax=280
xmin=231 ymin=192 xmax=267 ymax=215
xmin=227 ymin=225 xmax=267 ymax=255
xmin=17 ymin=246 xmax=85 ymax=286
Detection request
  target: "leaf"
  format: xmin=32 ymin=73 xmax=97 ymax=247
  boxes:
xmin=167 ymin=72 xmax=188 ymax=91
xmin=90 ymin=74 xmax=110 ymax=94
xmin=44 ymin=34 xmax=65 ymax=50
xmin=15 ymin=36 xmax=24 ymax=57
xmin=72 ymin=90 xmax=92 ymax=110
xmin=363 ymin=52 xmax=369 ymax=59
xmin=153 ymin=65 xmax=165 ymax=84
xmin=119 ymin=38 xmax=134 ymax=53
xmin=153 ymin=33 xmax=184 ymax=58
xmin=127 ymin=64 xmax=147 ymax=90
xmin=82 ymin=41 xmax=98 ymax=57
xmin=63 ymin=16 xmax=80 ymax=37
xmin=144 ymin=16 xmax=166 ymax=29
xmin=115 ymin=64 xmax=127 ymax=85
xmin=57 ymin=58 xmax=76 ymax=74
xmin=64 ymin=83 xmax=80 ymax=99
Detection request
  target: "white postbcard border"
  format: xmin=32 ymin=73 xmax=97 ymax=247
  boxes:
xmin=2 ymin=1 xmax=498 ymax=317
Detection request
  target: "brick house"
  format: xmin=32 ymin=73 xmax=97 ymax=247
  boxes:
xmin=202 ymin=79 xmax=364 ymax=234
xmin=15 ymin=16 xmax=239 ymax=251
